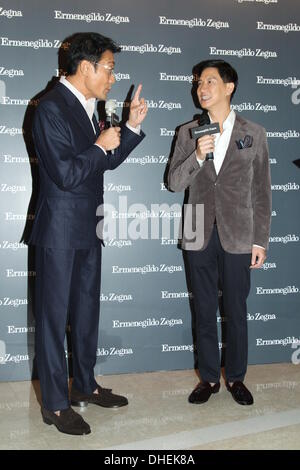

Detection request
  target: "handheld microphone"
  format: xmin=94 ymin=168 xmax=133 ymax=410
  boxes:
xmin=190 ymin=113 xmax=220 ymax=161
xmin=104 ymin=99 xmax=119 ymax=155
xmin=105 ymin=99 xmax=119 ymax=127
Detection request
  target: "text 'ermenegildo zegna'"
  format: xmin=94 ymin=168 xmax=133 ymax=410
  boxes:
xmin=1 ymin=97 xmax=39 ymax=106
xmin=256 ymin=382 xmax=298 ymax=393
xmin=0 ymin=67 xmax=24 ymax=77
xmin=6 ymin=270 xmax=36 ymax=278
xmin=7 ymin=325 xmax=34 ymax=334
xmin=162 ymin=343 xmax=225 ymax=351
xmin=161 ymin=291 xmax=192 ymax=299
xmin=0 ymin=241 xmax=27 ymax=251
xmin=112 ymin=264 xmax=183 ymax=275
xmin=100 ymin=293 xmax=133 ymax=303
xmin=96 ymin=347 xmax=133 ymax=357
xmin=5 ymin=212 xmax=34 ymax=221
xmin=266 ymin=131 xmax=300 ymax=139
xmin=54 ymin=10 xmax=130 ymax=24
xmin=256 ymin=286 xmax=299 ymax=295
xmin=231 ymin=103 xmax=277 ymax=113
xmin=0 ymin=354 xmax=29 ymax=364
xmin=104 ymin=183 xmax=132 ymax=193
xmin=0 ymin=7 xmax=22 ymax=19
xmin=162 ymin=344 xmax=194 ymax=352
xmin=159 ymin=16 xmax=229 ymax=30
xmin=269 ymin=234 xmax=299 ymax=244
xmin=160 ymin=72 xmax=193 ymax=83
xmin=256 ymin=337 xmax=300 ymax=347
xmin=259 ymin=262 xmax=276 ymax=271
xmin=0 ymin=37 xmax=63 ymax=49
xmin=112 ymin=318 xmax=184 ymax=329
xmin=1 ymin=183 xmax=26 ymax=193
xmin=271 ymin=183 xmax=299 ymax=191
xmin=120 ymin=44 xmax=181 ymax=55
xmin=105 ymin=239 xmax=132 ymax=249
xmin=209 ymin=47 xmax=277 ymax=59
xmin=256 ymin=21 xmax=300 ymax=33
xmin=0 ymin=297 xmax=27 ymax=308
xmin=113 ymin=99 xmax=182 ymax=110
xmin=247 ymin=313 xmax=276 ymax=322
xmin=146 ymin=100 xmax=182 ymax=110
xmin=0 ymin=126 xmax=23 ymax=136
xmin=1 ymin=154 xmax=37 ymax=164
xmin=257 ymin=76 xmax=300 ymax=86
xmin=125 ymin=155 xmax=168 ymax=165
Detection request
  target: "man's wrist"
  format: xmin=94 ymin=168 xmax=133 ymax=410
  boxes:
xmin=94 ymin=143 xmax=107 ymax=155
xmin=126 ymin=121 xmax=141 ymax=134
xmin=195 ymin=151 xmax=205 ymax=166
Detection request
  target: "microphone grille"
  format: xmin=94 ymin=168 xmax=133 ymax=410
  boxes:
xmin=105 ymin=99 xmax=117 ymax=116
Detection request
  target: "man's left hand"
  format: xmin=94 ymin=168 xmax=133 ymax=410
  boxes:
xmin=128 ymin=84 xmax=148 ymax=128
xmin=250 ymin=246 xmax=266 ymax=269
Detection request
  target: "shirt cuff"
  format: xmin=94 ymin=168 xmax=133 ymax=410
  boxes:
xmin=253 ymin=244 xmax=265 ymax=250
xmin=126 ymin=122 xmax=141 ymax=135
xmin=195 ymin=151 xmax=205 ymax=167
xmin=94 ymin=143 xmax=107 ymax=155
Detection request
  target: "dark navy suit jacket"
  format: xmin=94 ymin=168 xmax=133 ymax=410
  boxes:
xmin=29 ymin=82 xmax=145 ymax=249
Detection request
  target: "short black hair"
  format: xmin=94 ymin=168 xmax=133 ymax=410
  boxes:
xmin=65 ymin=32 xmax=121 ymax=75
xmin=193 ymin=60 xmax=238 ymax=101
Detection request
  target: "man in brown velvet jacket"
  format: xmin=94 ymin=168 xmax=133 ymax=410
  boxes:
xmin=168 ymin=60 xmax=271 ymax=406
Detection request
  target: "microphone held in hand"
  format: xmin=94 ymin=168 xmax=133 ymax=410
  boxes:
xmin=190 ymin=113 xmax=220 ymax=161
xmin=104 ymin=99 xmax=120 ymax=155
xmin=105 ymin=99 xmax=120 ymax=127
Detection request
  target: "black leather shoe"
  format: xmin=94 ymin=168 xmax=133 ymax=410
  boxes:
xmin=188 ymin=381 xmax=220 ymax=404
xmin=41 ymin=407 xmax=91 ymax=435
xmin=226 ymin=381 xmax=254 ymax=405
xmin=70 ymin=385 xmax=128 ymax=408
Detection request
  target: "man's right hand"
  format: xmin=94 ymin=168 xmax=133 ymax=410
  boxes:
xmin=96 ymin=127 xmax=121 ymax=152
xmin=196 ymin=134 xmax=215 ymax=161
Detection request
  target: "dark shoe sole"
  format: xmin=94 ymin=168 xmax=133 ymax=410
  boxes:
xmin=70 ymin=399 xmax=89 ymax=408
xmin=42 ymin=416 xmax=91 ymax=435
xmin=189 ymin=397 xmax=210 ymax=404
xmin=71 ymin=399 xmax=128 ymax=409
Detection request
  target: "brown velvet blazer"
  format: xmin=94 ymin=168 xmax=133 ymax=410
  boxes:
xmin=168 ymin=114 xmax=272 ymax=253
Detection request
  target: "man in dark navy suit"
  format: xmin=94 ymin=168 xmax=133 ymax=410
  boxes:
xmin=29 ymin=32 xmax=147 ymax=435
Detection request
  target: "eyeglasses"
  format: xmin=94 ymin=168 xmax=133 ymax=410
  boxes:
xmin=91 ymin=62 xmax=115 ymax=76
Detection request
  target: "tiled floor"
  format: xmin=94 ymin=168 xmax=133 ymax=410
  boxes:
xmin=0 ymin=363 xmax=299 ymax=450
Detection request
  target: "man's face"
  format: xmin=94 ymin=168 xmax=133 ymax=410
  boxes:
xmin=196 ymin=67 xmax=234 ymax=111
xmin=84 ymin=49 xmax=116 ymax=100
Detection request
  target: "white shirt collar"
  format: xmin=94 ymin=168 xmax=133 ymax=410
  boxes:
xmin=208 ymin=109 xmax=236 ymax=131
xmin=59 ymin=76 xmax=96 ymax=121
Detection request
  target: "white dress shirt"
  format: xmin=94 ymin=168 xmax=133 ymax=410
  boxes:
xmin=209 ymin=109 xmax=235 ymax=175
xmin=196 ymin=109 xmax=236 ymax=175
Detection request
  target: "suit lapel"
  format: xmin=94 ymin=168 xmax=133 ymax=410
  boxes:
xmin=71 ymin=100 xmax=96 ymax=142
xmin=56 ymin=82 xmax=97 ymax=142
xmin=217 ymin=114 xmax=247 ymax=179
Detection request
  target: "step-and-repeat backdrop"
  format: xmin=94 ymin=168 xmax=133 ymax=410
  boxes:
xmin=0 ymin=0 xmax=299 ymax=381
